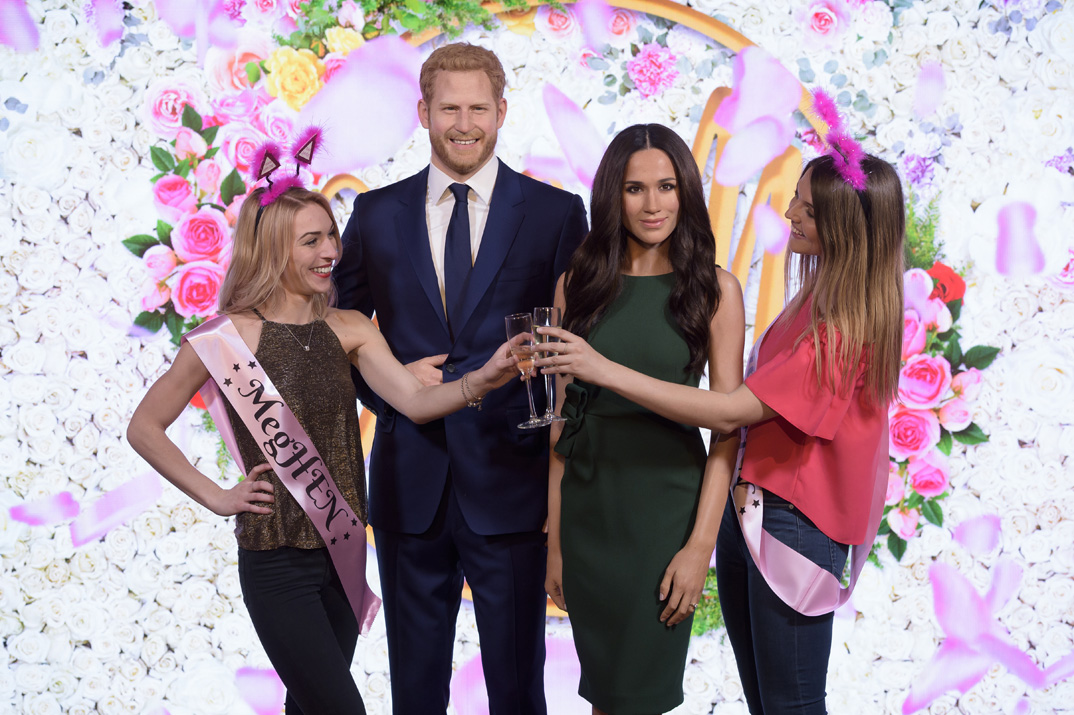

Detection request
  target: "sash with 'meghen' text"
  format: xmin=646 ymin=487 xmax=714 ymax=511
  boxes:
xmin=183 ymin=315 xmax=380 ymax=634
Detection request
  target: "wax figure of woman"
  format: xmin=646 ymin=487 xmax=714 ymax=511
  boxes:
xmin=539 ymin=153 xmax=905 ymax=714
xmin=543 ymin=123 xmax=745 ymax=715
xmin=127 ymin=186 xmax=517 ymax=715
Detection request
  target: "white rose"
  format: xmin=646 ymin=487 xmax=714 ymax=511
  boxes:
xmin=14 ymin=664 xmax=50 ymax=695
xmin=9 ymin=630 xmax=51 ymax=664
xmin=14 ymin=185 xmax=52 ymax=217
xmin=856 ymin=2 xmax=893 ymax=42
xmin=3 ymin=339 xmax=47 ymax=375
xmin=153 ymin=532 xmax=190 ymax=568
xmin=23 ymin=693 xmax=61 ymax=715
xmin=4 ymin=124 xmax=71 ymax=191
xmin=165 ymin=659 xmax=241 ymax=714
xmin=45 ymin=667 xmax=78 ymax=702
xmin=19 ymin=404 xmax=58 ymax=438
xmin=924 ymin=12 xmax=959 ymax=46
xmin=44 ymin=560 xmax=70 ymax=586
xmin=75 ymin=672 xmax=111 ymax=702
xmin=997 ymin=42 xmax=1038 ymax=87
xmin=1037 ymin=55 xmax=1074 ymax=90
xmin=1038 ymin=6 xmax=1074 ymax=63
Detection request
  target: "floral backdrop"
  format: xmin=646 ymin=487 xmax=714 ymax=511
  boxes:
xmin=2 ymin=0 xmax=1073 ymax=713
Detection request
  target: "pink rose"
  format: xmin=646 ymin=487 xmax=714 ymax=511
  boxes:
xmin=225 ymin=194 xmax=247 ymax=227
xmin=144 ymin=80 xmax=204 ymax=139
xmin=174 ymin=127 xmax=208 ymax=160
xmin=887 ymin=507 xmax=921 ymax=540
xmin=208 ymin=33 xmax=273 ymax=92
xmin=323 ymin=53 xmax=348 ymax=83
xmin=153 ymin=175 xmax=197 ymax=223
xmin=172 ymin=260 xmax=226 ymax=318
xmin=902 ymin=308 xmax=926 ymax=360
xmin=903 ymin=268 xmax=932 ymax=315
xmin=194 ymin=159 xmax=223 ymax=196
xmin=608 ymin=9 xmax=637 ymax=40
xmin=938 ymin=398 xmax=972 ymax=431
xmin=908 ymin=450 xmax=949 ymax=498
xmin=173 ymin=208 xmax=230 ymax=263
xmin=889 ymin=405 xmax=940 ymax=461
xmin=338 ymin=1 xmax=364 ymax=29
xmin=898 ymin=354 xmax=952 ymax=409
xmin=537 ymin=6 xmax=578 ymax=40
xmin=284 ymin=0 xmax=302 ymax=17
xmin=211 ymin=89 xmax=263 ymax=123
xmin=218 ymin=122 xmax=265 ymax=172
xmin=578 ymin=48 xmax=599 ymax=70
xmin=244 ymin=0 xmax=281 ymax=18
xmin=885 ymin=461 xmax=904 ymax=506
xmin=951 ymin=368 xmax=983 ymax=401
xmin=141 ymin=282 xmax=171 ymax=312
xmin=626 ymin=43 xmax=680 ymax=98
xmin=143 ymin=245 xmax=177 ymax=280
xmin=1050 ymin=248 xmax=1074 ymax=291
xmin=253 ymin=100 xmax=296 ymax=145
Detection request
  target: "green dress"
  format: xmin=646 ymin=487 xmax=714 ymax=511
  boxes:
xmin=555 ymin=273 xmax=707 ymax=714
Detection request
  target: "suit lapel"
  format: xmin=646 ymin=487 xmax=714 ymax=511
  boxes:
xmin=395 ymin=167 xmax=450 ymax=338
xmin=453 ymin=161 xmax=525 ymax=335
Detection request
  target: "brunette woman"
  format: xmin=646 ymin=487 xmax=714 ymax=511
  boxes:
xmin=543 ymin=124 xmax=745 ymax=714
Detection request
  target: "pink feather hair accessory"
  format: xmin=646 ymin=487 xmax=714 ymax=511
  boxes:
xmin=292 ymin=126 xmax=323 ymax=168
xmin=248 ymin=126 xmax=324 ymax=207
xmin=810 ymin=89 xmax=868 ymax=191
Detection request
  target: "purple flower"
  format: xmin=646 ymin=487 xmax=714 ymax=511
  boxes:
xmin=223 ymin=0 xmax=247 ymax=22
xmin=1045 ymin=148 xmax=1074 ymax=173
xmin=902 ymin=154 xmax=935 ymax=189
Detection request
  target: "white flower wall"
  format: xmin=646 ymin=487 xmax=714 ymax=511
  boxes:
xmin=1 ymin=0 xmax=1072 ymax=713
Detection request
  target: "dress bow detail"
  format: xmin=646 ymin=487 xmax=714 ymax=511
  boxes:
xmin=553 ymin=382 xmax=589 ymax=458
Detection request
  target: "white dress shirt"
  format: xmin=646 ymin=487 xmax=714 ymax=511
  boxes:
xmin=425 ymin=158 xmax=499 ymax=313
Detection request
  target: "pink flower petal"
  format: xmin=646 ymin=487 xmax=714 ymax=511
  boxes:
xmin=542 ymin=84 xmax=606 ymax=189
xmin=236 ymin=667 xmax=286 ymax=715
xmin=1044 ymin=651 xmax=1074 ymax=686
xmin=524 ymin=155 xmax=580 ymax=187
xmin=952 ymin=514 xmax=1002 ymax=556
xmin=712 ymin=46 xmax=800 ymax=134
xmin=0 ymin=0 xmax=39 ymax=52
xmin=930 ymin=562 xmax=989 ymax=643
xmin=70 ymin=472 xmax=163 ymax=547
xmin=9 ymin=493 xmax=80 ymax=526
xmin=299 ymin=36 xmax=422 ymax=172
xmin=86 ymin=0 xmax=125 ymax=46
xmin=978 ymin=633 xmax=1046 ymax=688
xmin=913 ymin=61 xmax=945 ymax=118
xmin=714 ymin=116 xmax=793 ymax=186
xmin=984 ymin=558 xmax=1022 ymax=614
xmin=1013 ymin=699 xmax=1031 ymax=715
xmin=996 ymin=201 xmax=1046 ymax=276
xmin=753 ymin=202 xmax=790 ymax=254
xmin=902 ymin=640 xmax=992 ymax=714
xmin=573 ymin=0 xmax=614 ymax=50
xmin=155 ymin=0 xmax=238 ymax=65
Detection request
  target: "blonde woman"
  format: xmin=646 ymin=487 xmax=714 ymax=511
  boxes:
xmin=128 ymin=186 xmax=516 ymax=714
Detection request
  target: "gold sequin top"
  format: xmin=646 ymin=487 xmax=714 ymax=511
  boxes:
xmin=225 ymin=315 xmax=367 ymax=550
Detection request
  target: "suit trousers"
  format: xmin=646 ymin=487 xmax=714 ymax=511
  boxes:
xmin=715 ymin=493 xmax=850 ymax=715
xmin=374 ymin=475 xmax=548 ymax=715
xmin=238 ymin=546 xmax=366 ymax=715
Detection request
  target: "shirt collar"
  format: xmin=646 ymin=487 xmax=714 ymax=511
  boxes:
xmin=428 ymin=157 xmax=499 ymax=207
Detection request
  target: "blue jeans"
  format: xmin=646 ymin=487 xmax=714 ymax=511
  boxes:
xmin=715 ymin=492 xmax=849 ymax=714
xmin=238 ymin=546 xmax=366 ymax=715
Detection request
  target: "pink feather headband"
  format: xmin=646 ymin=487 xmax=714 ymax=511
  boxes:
xmin=248 ymin=127 xmax=324 ymax=232
xmin=810 ymin=89 xmax=867 ymax=191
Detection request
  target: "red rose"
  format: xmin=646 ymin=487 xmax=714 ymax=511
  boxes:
xmin=926 ymin=261 xmax=966 ymax=303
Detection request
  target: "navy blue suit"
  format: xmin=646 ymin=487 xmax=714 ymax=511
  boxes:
xmin=334 ymin=160 xmax=587 ymax=713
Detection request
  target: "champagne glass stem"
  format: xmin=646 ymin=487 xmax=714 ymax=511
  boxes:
xmin=543 ymin=373 xmax=555 ymax=417
xmin=524 ymin=375 xmax=539 ymax=420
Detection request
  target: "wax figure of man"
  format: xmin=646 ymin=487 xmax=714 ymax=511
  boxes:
xmin=333 ymin=43 xmax=588 ymax=714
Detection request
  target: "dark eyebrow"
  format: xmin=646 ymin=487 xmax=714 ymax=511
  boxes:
xmin=623 ymin=177 xmax=677 ymax=184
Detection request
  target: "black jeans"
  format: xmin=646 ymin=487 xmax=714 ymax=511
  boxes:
xmin=716 ymin=493 xmax=850 ymax=714
xmin=238 ymin=546 xmax=366 ymax=715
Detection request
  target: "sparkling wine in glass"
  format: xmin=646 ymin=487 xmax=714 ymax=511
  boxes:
xmin=505 ymin=313 xmax=551 ymax=429
xmin=533 ymin=307 xmax=566 ymax=423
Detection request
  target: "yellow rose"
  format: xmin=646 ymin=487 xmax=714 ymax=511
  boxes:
xmin=500 ymin=7 xmax=538 ymax=37
xmin=265 ymin=47 xmax=325 ymax=111
xmin=325 ymin=26 xmax=365 ymax=55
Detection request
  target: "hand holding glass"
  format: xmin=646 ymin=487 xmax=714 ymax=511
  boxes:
xmin=533 ymin=307 xmax=566 ymax=423
xmin=505 ymin=313 xmax=552 ymax=429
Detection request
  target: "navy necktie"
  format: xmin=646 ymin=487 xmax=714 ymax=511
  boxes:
xmin=444 ymin=182 xmax=472 ymax=335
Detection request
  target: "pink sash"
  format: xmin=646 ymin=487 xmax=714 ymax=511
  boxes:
xmin=184 ymin=316 xmax=380 ymax=634
xmin=733 ymin=323 xmax=887 ymax=617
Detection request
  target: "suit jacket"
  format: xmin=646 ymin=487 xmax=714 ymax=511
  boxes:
xmin=334 ymin=160 xmax=588 ymax=535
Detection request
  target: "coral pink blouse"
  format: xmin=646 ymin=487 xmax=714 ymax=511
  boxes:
xmin=741 ymin=302 xmax=889 ymax=546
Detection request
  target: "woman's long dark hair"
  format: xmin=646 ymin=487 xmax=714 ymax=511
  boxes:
xmin=563 ymin=124 xmax=721 ymax=375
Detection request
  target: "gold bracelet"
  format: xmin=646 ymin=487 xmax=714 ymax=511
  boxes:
xmin=461 ymin=372 xmax=483 ymax=411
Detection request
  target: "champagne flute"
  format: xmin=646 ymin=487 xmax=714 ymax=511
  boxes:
xmin=533 ymin=307 xmax=566 ymax=423
xmin=505 ymin=313 xmax=552 ymax=429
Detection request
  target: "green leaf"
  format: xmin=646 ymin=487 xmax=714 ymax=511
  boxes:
xmin=200 ymin=125 xmax=219 ymax=145
xmin=156 ymin=220 xmax=173 ymax=246
xmin=404 ymin=0 xmax=425 ymax=12
xmin=122 ymin=234 xmax=160 ymax=257
xmin=586 ymin=56 xmax=610 ymax=71
xmin=799 ymin=68 xmax=816 ymax=83
xmin=181 ymin=104 xmax=203 ymax=132
xmin=220 ymin=168 xmax=246 ymax=207
xmin=953 ymin=423 xmax=989 ymax=445
xmin=399 ymin=12 xmax=421 ymax=31
xmin=204 ymin=146 xmax=220 ymax=160
xmin=877 ymin=518 xmax=891 ymax=536
xmin=887 ymin=533 xmax=907 ymax=561
xmin=906 ymin=492 xmax=923 ymax=509
xmin=937 ymin=429 xmax=953 ymax=456
xmin=824 ymin=59 xmax=839 ymax=73
xmin=948 ymin=298 xmax=963 ymax=323
xmin=963 ymin=345 xmax=1000 ymax=370
xmin=245 ymin=60 xmax=261 ymax=85
xmin=603 ymin=73 xmax=617 ymax=86
xmin=134 ymin=311 xmax=165 ymax=333
xmin=150 ymin=146 xmax=175 ymax=173
xmin=597 ymin=91 xmax=617 ymax=105
xmin=922 ymin=500 xmax=943 ymax=527
xmin=165 ymin=309 xmax=187 ymax=341
xmin=637 ymin=26 xmax=653 ymax=44
xmin=174 ymin=158 xmax=191 ymax=178
xmin=943 ymin=337 xmax=962 ymax=368
xmin=655 ymin=31 xmax=668 ymax=47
